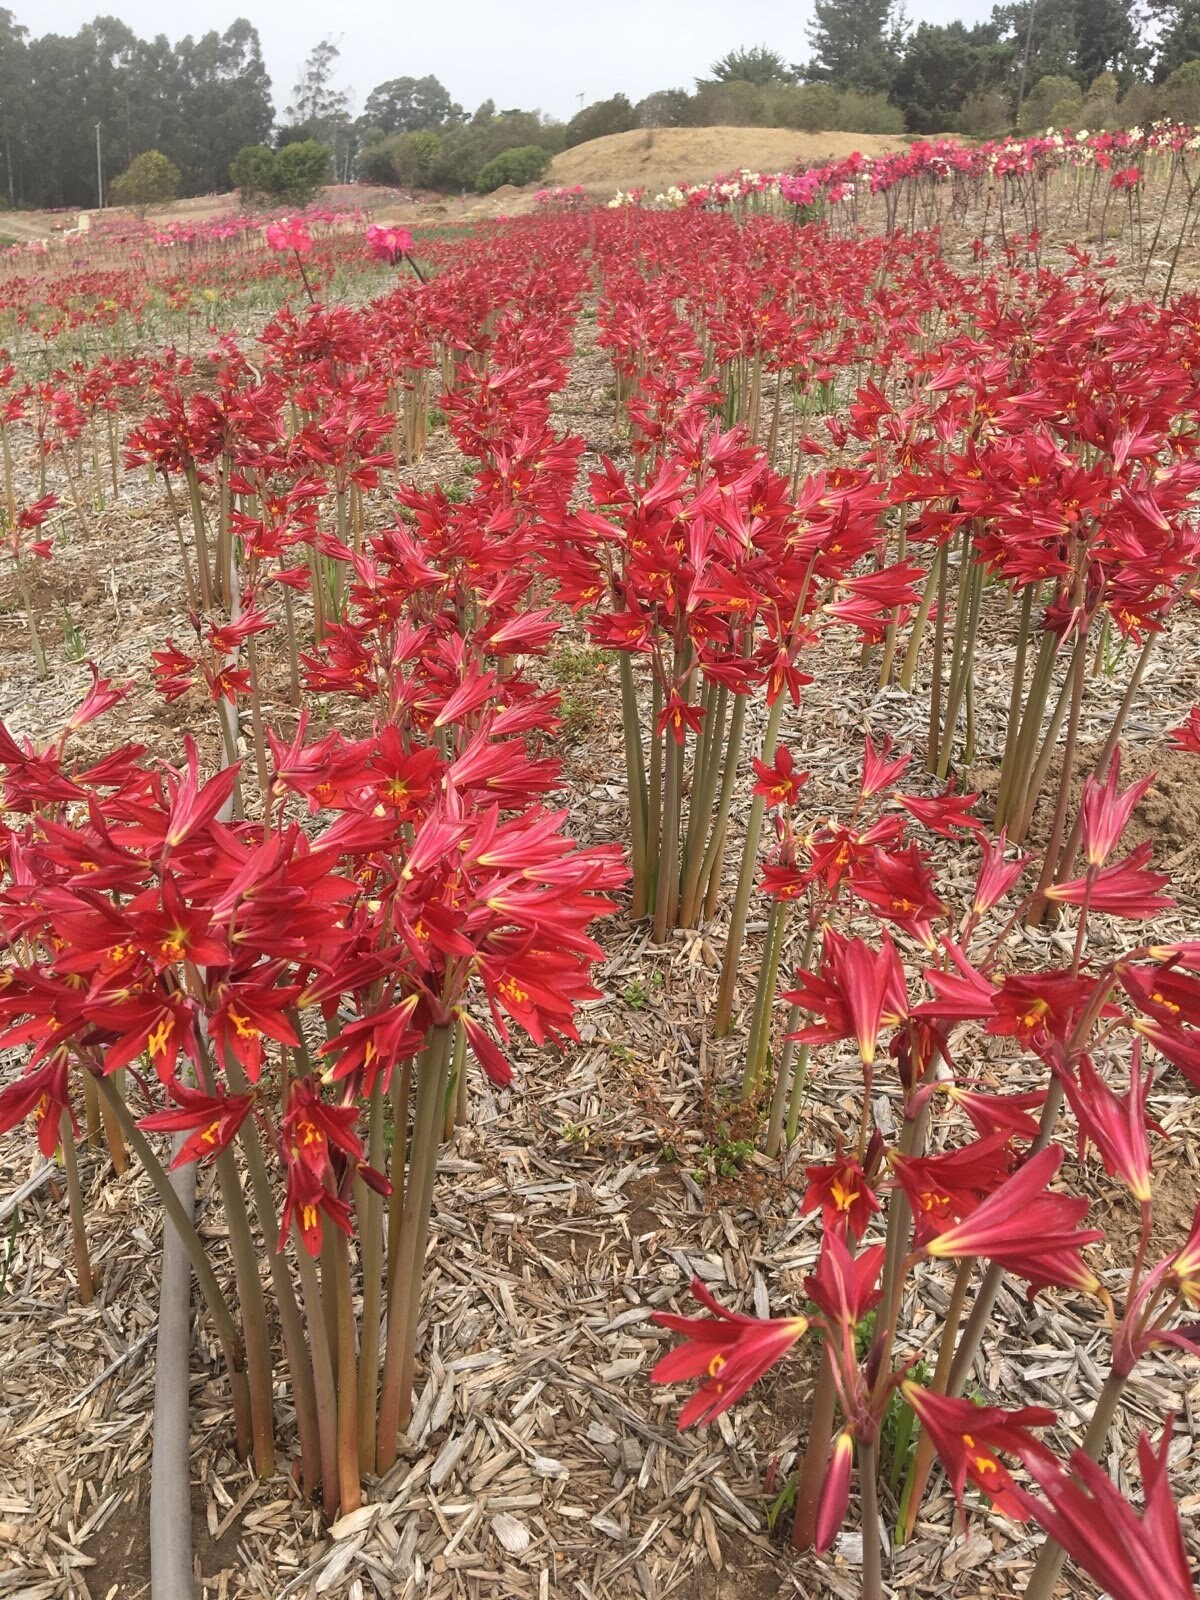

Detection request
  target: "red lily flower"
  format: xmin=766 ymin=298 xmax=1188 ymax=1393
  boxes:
xmin=1045 ymin=842 xmax=1174 ymax=919
xmin=786 ymin=930 xmax=908 ymax=1066
xmin=650 ymin=1277 xmax=808 ymax=1428
xmin=1167 ymin=706 xmax=1200 ymax=753
xmin=1012 ymin=1420 xmax=1195 ymax=1600
xmin=925 ymin=1145 xmax=1103 ymax=1294
xmin=801 ymin=1155 xmax=881 ymax=1240
xmin=902 ymin=1385 xmax=1055 ymax=1519
xmin=1078 ymin=751 xmax=1155 ymax=867
xmin=752 ymin=744 xmax=807 ymax=808
xmin=140 ymin=1081 xmax=255 ymax=1170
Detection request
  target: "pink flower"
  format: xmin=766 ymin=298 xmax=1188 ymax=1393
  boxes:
xmin=265 ymin=216 xmax=312 ymax=256
xmin=366 ymin=222 xmax=413 ymax=265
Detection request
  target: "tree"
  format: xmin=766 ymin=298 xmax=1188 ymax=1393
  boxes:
xmin=635 ymin=88 xmax=692 ymax=127
xmin=803 ymin=0 xmax=903 ymax=94
xmin=1159 ymin=55 xmax=1200 ymax=116
xmin=891 ymin=21 xmax=1011 ymax=133
xmin=564 ymin=93 xmax=637 ymax=147
xmin=362 ymin=75 xmax=462 ymax=135
xmin=1073 ymin=0 xmax=1139 ymax=86
xmin=109 ymin=147 xmax=180 ymax=213
xmin=1152 ymin=1 xmax=1200 ymax=80
xmin=287 ymin=38 xmax=348 ymax=130
xmin=707 ymin=45 xmax=793 ymax=87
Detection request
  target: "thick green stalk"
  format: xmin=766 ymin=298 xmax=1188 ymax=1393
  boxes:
xmin=294 ymin=1236 xmax=341 ymax=1520
xmin=860 ymin=1438 xmax=883 ymax=1600
xmin=331 ymin=1229 xmax=362 ymax=1513
xmin=714 ymin=694 xmax=787 ymax=1037
xmin=95 ymin=1075 xmax=251 ymax=1457
xmin=925 ymin=541 xmax=951 ymax=773
xmin=376 ymin=1026 xmax=452 ymax=1471
xmin=618 ymin=653 xmax=650 ymax=919
xmin=741 ymin=902 xmax=787 ymax=1100
xmin=59 ymin=1108 xmax=93 ymax=1305
xmin=993 ymin=584 xmax=1036 ymax=822
xmin=653 ymin=720 xmax=685 ymax=941
xmin=995 ymin=630 xmax=1058 ymax=831
xmin=686 ymin=685 xmax=750 ymax=926
xmin=1010 ymin=634 xmax=1083 ymax=846
xmin=356 ymin=1077 xmax=386 ymax=1474
xmin=679 ymin=677 xmax=724 ymax=903
xmin=791 ymin=1347 xmax=837 ymax=1550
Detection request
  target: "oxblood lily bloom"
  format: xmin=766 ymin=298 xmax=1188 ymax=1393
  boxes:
xmin=283 ymin=1077 xmax=364 ymax=1181
xmin=940 ymin=1083 xmax=1044 ymax=1142
xmin=902 ymin=1385 xmax=1055 ymax=1519
xmin=895 ymin=783 xmax=985 ymax=837
xmin=1078 ymin=752 xmax=1155 ymax=867
xmin=1045 ymin=843 xmax=1174 ymax=918
xmin=656 ymin=690 xmax=705 ymax=745
xmin=752 ymin=744 xmax=807 ymax=808
xmin=786 ymin=930 xmax=908 ymax=1066
xmin=650 ymin=1277 xmax=808 ymax=1428
xmin=0 ymin=1050 xmax=73 ymax=1157
xmin=1167 ymin=706 xmax=1200 ymax=752
xmin=1055 ymin=1046 xmax=1156 ymax=1203
xmin=972 ymin=829 xmax=1030 ymax=914
xmin=860 ymin=731 xmax=911 ymax=798
xmin=890 ymin=1133 xmax=1016 ymax=1243
xmin=815 ymin=1430 xmax=855 ymax=1553
xmin=801 ymin=1155 xmax=880 ymax=1240
xmin=1165 ymin=1203 xmax=1200 ymax=1306
xmin=805 ymin=1233 xmax=884 ymax=1331
xmin=1012 ymin=1420 xmax=1196 ymax=1600
xmin=924 ymin=1145 xmax=1103 ymax=1294
xmin=366 ymin=223 xmax=414 ymax=265
xmin=139 ymin=1081 xmax=255 ymax=1170
xmin=278 ymin=1158 xmax=354 ymax=1256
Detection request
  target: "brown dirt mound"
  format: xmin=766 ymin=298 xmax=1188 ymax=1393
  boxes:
xmin=546 ymin=124 xmax=912 ymax=196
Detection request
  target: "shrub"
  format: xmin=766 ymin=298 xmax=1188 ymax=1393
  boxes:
xmin=770 ymin=83 xmax=841 ymax=131
xmin=273 ymin=140 xmax=332 ymax=206
xmin=388 ymin=130 xmax=443 ymax=188
xmin=109 ymin=149 xmax=181 ymax=215
xmin=836 ymin=90 xmax=906 ymax=134
xmin=475 ymin=144 xmax=551 ymax=192
xmin=959 ymin=89 xmax=1010 ymax=139
xmin=1018 ymin=74 xmax=1081 ymax=132
xmin=230 ymin=144 xmax=279 ymax=203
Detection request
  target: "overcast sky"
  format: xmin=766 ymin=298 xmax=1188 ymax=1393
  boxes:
xmin=29 ymin=0 xmax=996 ymax=121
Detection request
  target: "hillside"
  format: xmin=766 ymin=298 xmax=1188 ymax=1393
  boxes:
xmin=545 ymin=125 xmax=910 ymax=195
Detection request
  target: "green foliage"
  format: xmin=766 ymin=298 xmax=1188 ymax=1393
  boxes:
xmin=231 ymin=139 xmax=329 ymax=207
xmin=1156 ymin=2 xmax=1200 ymax=81
xmin=474 ymin=144 xmax=550 ymax=192
xmin=565 ymin=93 xmax=638 ymax=148
xmin=379 ymin=129 xmax=443 ymax=188
xmin=1161 ymin=57 xmax=1200 ymax=120
xmin=635 ymin=88 xmax=692 ymax=127
xmin=690 ymin=80 xmax=772 ymax=126
xmin=109 ymin=147 xmax=181 ymax=213
xmin=959 ymin=88 xmax=1012 ymax=137
xmin=708 ymin=45 xmax=794 ymax=87
xmin=770 ymin=81 xmax=842 ymax=130
xmin=362 ymin=74 xmax=463 ymax=135
xmin=230 ymin=143 xmax=278 ymax=202
xmin=805 ymin=0 xmax=903 ymax=93
xmin=890 ymin=21 xmax=1012 ymax=134
xmin=1018 ymin=72 xmax=1082 ymax=130
xmin=273 ymin=139 xmax=332 ymax=205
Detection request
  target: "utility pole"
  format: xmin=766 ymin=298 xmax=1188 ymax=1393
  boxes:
xmin=95 ymin=122 xmax=103 ymax=208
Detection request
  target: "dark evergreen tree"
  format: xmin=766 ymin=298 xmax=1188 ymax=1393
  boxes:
xmin=803 ymin=0 xmax=903 ymax=94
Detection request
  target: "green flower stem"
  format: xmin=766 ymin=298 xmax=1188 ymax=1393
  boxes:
xmin=94 ymin=1074 xmax=252 ymax=1458
xmin=714 ymin=693 xmax=787 ymax=1037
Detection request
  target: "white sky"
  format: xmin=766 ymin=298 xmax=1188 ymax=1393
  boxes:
xmin=30 ymin=0 xmax=996 ymax=121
